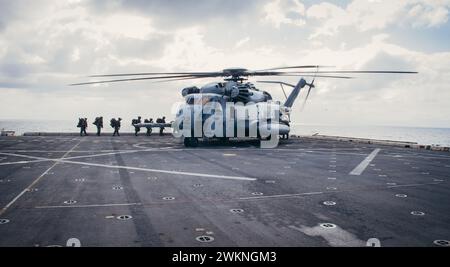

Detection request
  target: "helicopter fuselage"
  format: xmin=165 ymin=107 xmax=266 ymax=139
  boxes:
xmin=173 ymin=81 xmax=290 ymax=145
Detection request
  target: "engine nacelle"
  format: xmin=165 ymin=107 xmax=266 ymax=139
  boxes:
xmin=181 ymin=86 xmax=200 ymax=97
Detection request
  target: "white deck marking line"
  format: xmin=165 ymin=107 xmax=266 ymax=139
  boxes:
xmin=0 ymin=149 xmax=384 ymax=159
xmin=60 ymin=160 xmax=257 ymax=181
xmin=239 ymin=191 xmax=323 ymax=200
xmin=0 ymin=149 xmax=144 ymax=153
xmin=0 ymin=140 xmax=82 ymax=216
xmin=64 ymin=149 xmax=147 ymax=160
xmin=64 ymin=147 xmax=183 ymax=160
xmin=349 ymin=148 xmax=381 ymax=175
xmin=0 ymin=152 xmax=52 ymax=160
xmin=387 ymin=182 xmax=441 ymax=188
xmin=0 ymin=147 xmax=181 ymax=161
xmin=0 ymin=152 xmax=257 ymax=181
xmin=35 ymin=202 xmax=142 ymax=209
xmin=0 ymin=159 xmax=50 ymax=166
xmin=0 ymin=150 xmax=148 ymax=163
xmin=238 ymin=181 xmax=441 ymax=202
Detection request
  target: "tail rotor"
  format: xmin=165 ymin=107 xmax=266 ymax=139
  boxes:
xmin=300 ymin=68 xmax=317 ymax=111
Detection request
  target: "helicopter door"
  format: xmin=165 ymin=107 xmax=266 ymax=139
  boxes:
xmin=234 ymin=102 xmax=257 ymax=138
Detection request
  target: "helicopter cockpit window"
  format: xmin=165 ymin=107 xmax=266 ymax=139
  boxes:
xmin=186 ymin=96 xmax=194 ymax=104
xmin=186 ymin=95 xmax=221 ymax=105
xmin=195 ymin=95 xmax=221 ymax=105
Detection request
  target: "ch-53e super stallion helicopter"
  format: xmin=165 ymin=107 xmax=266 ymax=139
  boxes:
xmin=71 ymin=66 xmax=416 ymax=147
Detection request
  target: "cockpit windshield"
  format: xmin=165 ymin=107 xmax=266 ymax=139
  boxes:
xmin=186 ymin=94 xmax=221 ymax=105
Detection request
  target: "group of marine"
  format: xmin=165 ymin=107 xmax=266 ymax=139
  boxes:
xmin=76 ymin=116 xmax=166 ymax=136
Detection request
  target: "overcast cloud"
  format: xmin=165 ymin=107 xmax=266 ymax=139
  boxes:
xmin=0 ymin=0 xmax=449 ymax=127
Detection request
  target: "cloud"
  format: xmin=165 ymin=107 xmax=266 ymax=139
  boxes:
xmin=284 ymin=34 xmax=450 ymax=127
xmin=0 ymin=1 xmax=173 ymax=88
xmin=407 ymin=3 xmax=449 ymax=27
xmin=0 ymin=0 xmax=449 ymax=128
xmin=235 ymin=37 xmax=250 ymax=48
xmin=94 ymin=13 xmax=154 ymax=39
xmin=86 ymin=0 xmax=261 ymax=29
xmin=262 ymin=0 xmax=306 ymax=28
xmin=306 ymin=0 xmax=450 ymax=39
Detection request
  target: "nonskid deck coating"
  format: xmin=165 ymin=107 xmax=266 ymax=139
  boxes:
xmin=0 ymin=135 xmax=449 ymax=247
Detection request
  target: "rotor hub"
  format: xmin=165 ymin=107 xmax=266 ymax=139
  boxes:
xmin=222 ymin=68 xmax=248 ymax=81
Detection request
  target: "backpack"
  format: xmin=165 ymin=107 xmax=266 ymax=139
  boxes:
xmin=110 ymin=119 xmax=116 ymax=128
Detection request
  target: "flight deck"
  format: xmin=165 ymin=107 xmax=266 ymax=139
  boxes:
xmin=0 ymin=135 xmax=449 ymax=247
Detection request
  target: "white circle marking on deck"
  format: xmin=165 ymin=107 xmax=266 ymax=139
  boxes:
xmin=196 ymin=236 xmax=214 ymax=243
xmin=230 ymin=209 xmax=244 ymax=214
xmin=116 ymin=215 xmax=132 ymax=220
xmin=320 ymin=223 xmax=336 ymax=229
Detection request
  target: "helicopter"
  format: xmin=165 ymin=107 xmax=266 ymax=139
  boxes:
xmin=70 ymin=66 xmax=417 ymax=147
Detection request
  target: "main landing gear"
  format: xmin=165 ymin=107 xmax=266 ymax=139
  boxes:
xmin=183 ymin=137 xmax=199 ymax=147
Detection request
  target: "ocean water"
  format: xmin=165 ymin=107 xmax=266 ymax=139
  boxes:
xmin=290 ymin=124 xmax=450 ymax=147
xmin=0 ymin=120 xmax=449 ymax=147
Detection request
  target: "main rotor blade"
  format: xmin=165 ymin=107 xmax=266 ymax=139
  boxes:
xmin=277 ymin=70 xmax=418 ymax=74
xmin=69 ymin=74 xmax=218 ymax=86
xmin=273 ymin=74 xmax=353 ymax=79
xmin=88 ymin=66 xmax=328 ymax=77
xmin=89 ymin=71 xmax=224 ymax=78
xmin=85 ymin=69 xmax=416 ymax=79
xmin=247 ymin=71 xmax=355 ymax=78
xmin=154 ymin=76 xmax=217 ymax=83
xmin=255 ymin=65 xmax=332 ymax=71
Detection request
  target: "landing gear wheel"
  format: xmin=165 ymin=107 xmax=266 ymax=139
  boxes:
xmin=184 ymin=137 xmax=199 ymax=147
xmin=258 ymin=135 xmax=272 ymax=146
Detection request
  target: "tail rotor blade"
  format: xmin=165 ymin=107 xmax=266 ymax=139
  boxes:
xmin=301 ymin=75 xmax=316 ymax=111
xmin=301 ymin=85 xmax=313 ymax=111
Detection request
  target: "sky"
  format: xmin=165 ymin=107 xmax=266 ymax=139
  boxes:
xmin=0 ymin=0 xmax=449 ymax=127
